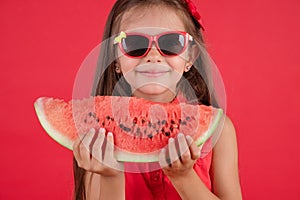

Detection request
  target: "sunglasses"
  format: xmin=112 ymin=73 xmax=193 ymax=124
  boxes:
xmin=114 ymin=31 xmax=193 ymax=58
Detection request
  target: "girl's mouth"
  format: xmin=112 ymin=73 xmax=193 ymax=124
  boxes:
xmin=135 ymin=63 xmax=171 ymax=77
xmin=136 ymin=70 xmax=170 ymax=77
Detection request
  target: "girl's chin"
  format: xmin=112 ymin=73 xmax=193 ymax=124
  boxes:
xmin=132 ymin=84 xmax=176 ymax=101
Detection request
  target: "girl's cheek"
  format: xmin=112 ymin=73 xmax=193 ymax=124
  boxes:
xmin=118 ymin=56 xmax=141 ymax=73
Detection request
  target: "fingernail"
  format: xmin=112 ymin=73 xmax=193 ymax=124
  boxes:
xmin=169 ymin=138 xmax=174 ymax=143
xmin=99 ymin=128 xmax=105 ymax=134
xmin=89 ymin=128 xmax=95 ymax=133
xmin=178 ymin=133 xmax=184 ymax=138
xmin=107 ymin=132 xmax=113 ymax=137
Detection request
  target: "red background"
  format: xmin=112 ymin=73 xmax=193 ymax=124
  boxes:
xmin=1 ymin=0 xmax=300 ymax=199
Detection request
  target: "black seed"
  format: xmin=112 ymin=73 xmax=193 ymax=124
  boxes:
xmin=171 ymin=119 xmax=175 ymax=124
xmin=119 ymin=124 xmax=124 ymax=129
xmin=96 ymin=118 xmax=100 ymax=122
xmin=170 ymin=126 xmax=174 ymax=132
xmin=147 ymin=134 xmax=153 ymax=139
xmin=133 ymin=117 xmax=138 ymax=124
xmin=186 ymin=116 xmax=191 ymax=121
xmin=106 ymin=116 xmax=110 ymax=120
xmin=157 ymin=120 xmax=161 ymax=125
xmin=161 ymin=128 xmax=165 ymax=133
xmin=152 ymin=124 xmax=156 ymax=129
xmin=165 ymin=132 xmax=170 ymax=136
xmin=124 ymin=127 xmax=131 ymax=132
xmin=88 ymin=112 xmax=93 ymax=117
xmin=162 ymin=120 xmax=166 ymax=125
xmin=178 ymin=119 xmax=182 ymax=123
xmin=102 ymin=122 xmax=105 ymax=126
xmin=142 ymin=119 xmax=146 ymax=124
xmin=180 ymin=121 xmax=187 ymax=125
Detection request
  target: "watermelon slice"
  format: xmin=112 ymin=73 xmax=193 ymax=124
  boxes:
xmin=34 ymin=96 xmax=223 ymax=162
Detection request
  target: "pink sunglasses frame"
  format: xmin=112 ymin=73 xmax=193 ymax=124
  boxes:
xmin=114 ymin=31 xmax=193 ymax=58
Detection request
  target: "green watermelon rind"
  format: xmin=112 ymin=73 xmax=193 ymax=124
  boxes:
xmin=195 ymin=108 xmax=223 ymax=146
xmin=34 ymin=97 xmax=74 ymax=150
xmin=115 ymin=108 xmax=223 ymax=163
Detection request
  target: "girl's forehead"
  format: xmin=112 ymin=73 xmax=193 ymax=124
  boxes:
xmin=119 ymin=6 xmax=186 ymax=34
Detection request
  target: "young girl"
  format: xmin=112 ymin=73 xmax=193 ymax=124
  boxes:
xmin=73 ymin=0 xmax=242 ymax=199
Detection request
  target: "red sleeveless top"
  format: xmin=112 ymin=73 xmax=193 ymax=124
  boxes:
xmin=124 ymin=151 xmax=212 ymax=200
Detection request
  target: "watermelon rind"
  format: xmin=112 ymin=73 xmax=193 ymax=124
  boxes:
xmin=34 ymin=97 xmax=74 ymax=150
xmin=195 ymin=108 xmax=223 ymax=146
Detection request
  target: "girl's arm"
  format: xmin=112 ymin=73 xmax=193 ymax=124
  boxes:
xmin=160 ymin=117 xmax=242 ymax=200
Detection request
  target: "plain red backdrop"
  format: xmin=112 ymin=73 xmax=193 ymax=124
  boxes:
xmin=0 ymin=0 xmax=300 ymax=199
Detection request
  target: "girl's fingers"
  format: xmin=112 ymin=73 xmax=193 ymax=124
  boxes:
xmin=158 ymin=148 xmax=169 ymax=168
xmin=168 ymin=138 xmax=180 ymax=167
xmin=103 ymin=132 xmax=115 ymax=164
xmin=177 ymin=133 xmax=191 ymax=163
xmin=186 ymin=135 xmax=201 ymax=160
xmin=92 ymin=128 xmax=105 ymax=162
xmin=81 ymin=128 xmax=95 ymax=159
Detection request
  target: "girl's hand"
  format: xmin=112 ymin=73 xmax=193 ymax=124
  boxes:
xmin=158 ymin=133 xmax=202 ymax=179
xmin=73 ymin=128 xmax=124 ymax=177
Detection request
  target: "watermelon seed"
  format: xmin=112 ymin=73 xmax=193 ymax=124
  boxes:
xmin=124 ymin=127 xmax=131 ymax=132
xmin=170 ymin=126 xmax=174 ymax=132
xmin=180 ymin=121 xmax=187 ymax=125
xmin=147 ymin=134 xmax=153 ymax=139
xmin=157 ymin=120 xmax=161 ymax=125
xmin=165 ymin=132 xmax=170 ymax=136
xmin=119 ymin=124 xmax=124 ymax=129
xmin=96 ymin=118 xmax=100 ymax=122
xmin=162 ymin=120 xmax=166 ymax=125
xmin=133 ymin=117 xmax=138 ymax=124
xmin=171 ymin=119 xmax=175 ymax=124
xmin=142 ymin=119 xmax=146 ymax=124
xmin=88 ymin=112 xmax=93 ymax=117
xmin=186 ymin=116 xmax=191 ymax=121
xmin=106 ymin=116 xmax=110 ymax=120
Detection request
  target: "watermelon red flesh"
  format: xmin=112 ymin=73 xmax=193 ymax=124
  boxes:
xmin=34 ymin=96 xmax=222 ymax=162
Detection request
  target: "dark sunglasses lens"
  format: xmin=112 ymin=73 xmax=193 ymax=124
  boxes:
xmin=122 ymin=35 xmax=149 ymax=57
xmin=158 ymin=33 xmax=186 ymax=55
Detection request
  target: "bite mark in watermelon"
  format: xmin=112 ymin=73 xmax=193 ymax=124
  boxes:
xmin=34 ymin=96 xmax=223 ymax=162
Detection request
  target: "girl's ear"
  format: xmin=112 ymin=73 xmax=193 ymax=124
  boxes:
xmin=188 ymin=44 xmax=200 ymax=65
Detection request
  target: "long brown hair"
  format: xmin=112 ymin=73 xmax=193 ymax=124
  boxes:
xmin=73 ymin=0 xmax=214 ymax=199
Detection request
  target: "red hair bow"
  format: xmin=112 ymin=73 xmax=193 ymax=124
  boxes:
xmin=184 ymin=0 xmax=205 ymax=30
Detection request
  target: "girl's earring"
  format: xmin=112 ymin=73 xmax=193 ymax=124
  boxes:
xmin=115 ymin=64 xmax=121 ymax=73
xmin=185 ymin=65 xmax=191 ymax=72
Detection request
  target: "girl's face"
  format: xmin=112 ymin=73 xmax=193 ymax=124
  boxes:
xmin=115 ymin=6 xmax=194 ymax=102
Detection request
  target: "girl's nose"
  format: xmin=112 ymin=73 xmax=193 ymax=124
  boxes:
xmin=145 ymin=43 xmax=162 ymax=63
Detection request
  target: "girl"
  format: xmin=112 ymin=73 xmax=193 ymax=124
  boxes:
xmin=73 ymin=0 xmax=242 ymax=199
